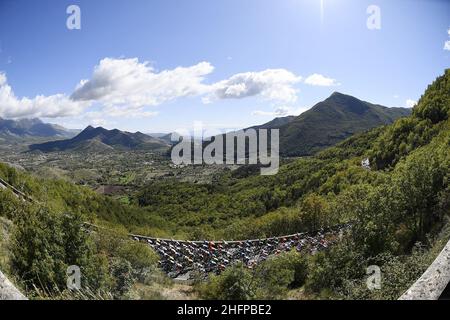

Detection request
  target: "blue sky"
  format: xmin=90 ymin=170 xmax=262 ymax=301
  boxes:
xmin=0 ymin=0 xmax=449 ymax=133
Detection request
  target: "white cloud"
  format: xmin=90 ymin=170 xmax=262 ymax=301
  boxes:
xmin=71 ymin=58 xmax=213 ymax=109
xmin=0 ymin=56 xmax=341 ymax=121
xmin=204 ymin=69 xmax=301 ymax=104
xmin=91 ymin=118 xmax=109 ymax=127
xmin=0 ymin=72 xmax=89 ymax=119
xmin=73 ymin=59 xmax=304 ymax=111
xmin=304 ymin=73 xmax=340 ymax=86
xmin=405 ymin=99 xmax=417 ymax=108
xmin=252 ymin=106 xmax=291 ymax=117
xmin=252 ymin=105 xmax=307 ymax=117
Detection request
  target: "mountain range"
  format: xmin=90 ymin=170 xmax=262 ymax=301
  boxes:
xmin=251 ymin=92 xmax=411 ymax=156
xmin=6 ymin=92 xmax=411 ymax=155
xmin=0 ymin=117 xmax=78 ymax=139
xmin=29 ymin=126 xmax=170 ymax=152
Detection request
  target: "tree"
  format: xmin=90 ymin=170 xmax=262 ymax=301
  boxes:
xmin=11 ymin=207 xmax=66 ymax=291
xmin=393 ymin=151 xmax=447 ymax=242
xmin=300 ymin=193 xmax=329 ymax=231
xmin=197 ymin=263 xmax=257 ymax=300
xmin=110 ymin=258 xmax=135 ymax=299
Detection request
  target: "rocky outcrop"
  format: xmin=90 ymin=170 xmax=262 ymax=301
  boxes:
xmin=0 ymin=271 xmax=27 ymax=300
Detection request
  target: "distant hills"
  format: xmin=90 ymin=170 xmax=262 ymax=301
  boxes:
xmin=21 ymin=92 xmax=411 ymax=155
xmin=29 ymin=126 xmax=170 ymax=152
xmin=200 ymin=92 xmax=411 ymax=158
xmin=257 ymin=92 xmax=411 ymax=156
xmin=0 ymin=117 xmax=78 ymax=139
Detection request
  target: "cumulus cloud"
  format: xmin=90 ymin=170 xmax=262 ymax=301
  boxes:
xmin=203 ymin=69 xmax=301 ymax=104
xmin=252 ymin=106 xmax=291 ymax=117
xmin=0 ymin=72 xmax=89 ymax=119
xmin=405 ymin=99 xmax=417 ymax=108
xmin=0 ymin=56 xmax=341 ymax=121
xmin=304 ymin=73 xmax=340 ymax=86
xmin=252 ymin=105 xmax=307 ymax=117
xmin=71 ymin=58 xmax=213 ymax=108
xmin=90 ymin=118 xmax=109 ymax=127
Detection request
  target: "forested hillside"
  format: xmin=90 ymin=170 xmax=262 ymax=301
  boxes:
xmin=135 ymin=71 xmax=449 ymax=241
xmin=277 ymin=92 xmax=411 ymax=156
xmin=202 ymin=92 xmax=410 ymax=160
xmin=138 ymin=69 xmax=449 ymax=299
